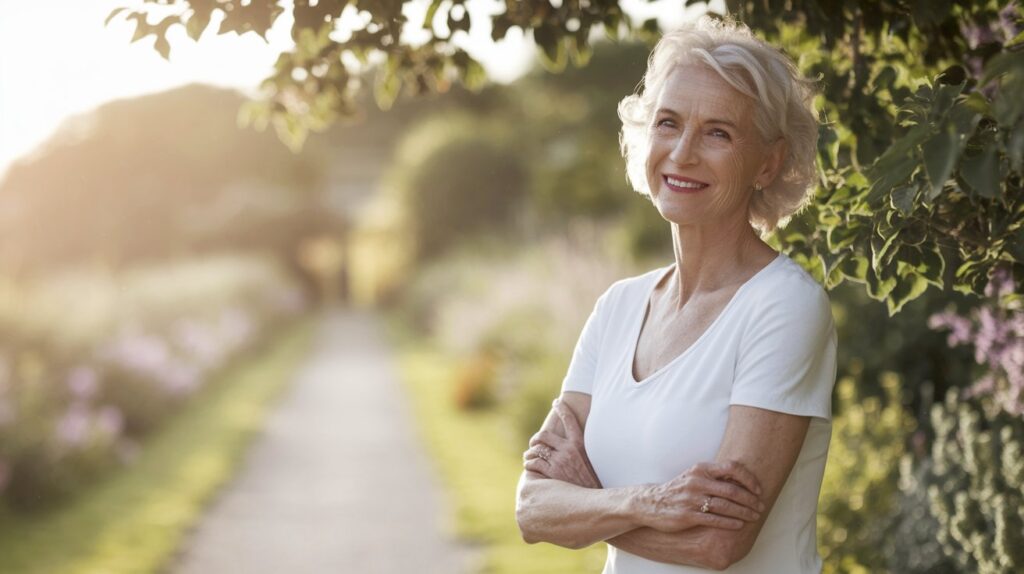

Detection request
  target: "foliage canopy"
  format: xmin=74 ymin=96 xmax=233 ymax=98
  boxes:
xmin=110 ymin=0 xmax=1024 ymax=312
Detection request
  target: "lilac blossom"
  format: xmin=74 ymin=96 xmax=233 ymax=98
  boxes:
xmin=66 ymin=366 xmax=99 ymax=399
xmin=100 ymin=331 xmax=173 ymax=375
xmin=928 ymin=267 xmax=1024 ymax=414
xmin=96 ymin=406 xmax=124 ymax=437
xmin=173 ymin=318 xmax=224 ymax=369
xmin=56 ymin=403 xmax=92 ymax=448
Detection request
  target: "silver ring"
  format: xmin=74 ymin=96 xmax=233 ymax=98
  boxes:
xmin=537 ymin=446 xmax=551 ymax=461
xmin=700 ymin=497 xmax=712 ymax=513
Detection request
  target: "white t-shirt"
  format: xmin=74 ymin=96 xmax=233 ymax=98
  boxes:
xmin=561 ymin=252 xmax=838 ymax=574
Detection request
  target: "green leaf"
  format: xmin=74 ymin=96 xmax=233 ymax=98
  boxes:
xmin=871 ymin=66 xmax=897 ymax=93
xmin=129 ymin=12 xmax=150 ymax=43
xmin=423 ymin=0 xmax=444 ymax=31
xmin=374 ymin=68 xmax=402 ymax=110
xmin=922 ymin=125 xmax=959 ymax=199
xmin=1008 ymin=125 xmax=1024 ymax=173
xmin=105 ymin=7 xmax=127 ymax=27
xmin=961 ymin=146 xmax=1001 ymax=198
xmin=920 ymin=245 xmax=945 ymax=289
xmin=186 ymin=8 xmax=212 ymax=41
xmin=491 ymin=14 xmax=513 ymax=42
xmin=891 ymin=184 xmax=917 ymax=214
xmin=1009 ymin=29 xmax=1024 ymax=48
xmin=839 ymin=253 xmax=870 ymax=282
xmin=154 ymin=35 xmax=171 ymax=60
xmin=866 ymin=264 xmax=898 ymax=301
xmin=885 ymin=271 xmax=929 ymax=315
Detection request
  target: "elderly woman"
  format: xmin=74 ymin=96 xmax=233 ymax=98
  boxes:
xmin=515 ymin=17 xmax=837 ymax=573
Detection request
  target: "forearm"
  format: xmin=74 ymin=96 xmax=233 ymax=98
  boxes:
xmin=607 ymin=525 xmax=732 ymax=570
xmin=515 ymin=471 xmax=644 ymax=549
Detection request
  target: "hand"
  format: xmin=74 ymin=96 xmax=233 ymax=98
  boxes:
xmin=637 ymin=461 xmax=765 ymax=533
xmin=522 ymin=399 xmax=602 ymax=489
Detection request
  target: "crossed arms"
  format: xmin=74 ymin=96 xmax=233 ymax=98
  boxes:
xmin=514 ymin=391 xmax=810 ymax=570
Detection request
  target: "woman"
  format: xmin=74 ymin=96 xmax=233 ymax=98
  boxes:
xmin=515 ymin=17 xmax=837 ymax=573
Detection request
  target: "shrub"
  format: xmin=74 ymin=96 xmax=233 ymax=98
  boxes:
xmin=818 ymin=373 xmax=912 ymax=573
xmin=902 ymin=392 xmax=1024 ymax=574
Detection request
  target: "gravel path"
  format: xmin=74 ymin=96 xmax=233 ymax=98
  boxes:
xmin=168 ymin=310 xmax=472 ymax=574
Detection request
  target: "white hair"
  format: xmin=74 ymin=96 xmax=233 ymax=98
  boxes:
xmin=618 ymin=16 xmax=820 ymax=235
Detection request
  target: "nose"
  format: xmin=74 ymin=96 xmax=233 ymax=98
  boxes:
xmin=668 ymin=128 xmax=699 ymax=165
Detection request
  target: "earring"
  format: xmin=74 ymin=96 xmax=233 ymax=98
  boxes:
xmin=753 ymin=182 xmax=763 ymax=192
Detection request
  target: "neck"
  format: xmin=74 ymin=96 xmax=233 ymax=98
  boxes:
xmin=666 ymin=217 xmax=769 ymax=309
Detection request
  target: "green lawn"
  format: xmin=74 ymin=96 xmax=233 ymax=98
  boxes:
xmin=393 ymin=337 xmax=608 ymax=573
xmin=0 ymin=317 xmax=315 ymax=574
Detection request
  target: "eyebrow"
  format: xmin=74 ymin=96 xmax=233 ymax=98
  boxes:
xmin=654 ymin=108 xmax=740 ymax=129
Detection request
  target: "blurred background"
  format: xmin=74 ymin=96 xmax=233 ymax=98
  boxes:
xmin=0 ymin=0 xmax=1021 ymax=573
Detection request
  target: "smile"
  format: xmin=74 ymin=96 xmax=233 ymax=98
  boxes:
xmin=664 ymin=175 xmax=709 ymax=192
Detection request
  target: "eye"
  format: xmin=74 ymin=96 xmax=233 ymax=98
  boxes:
xmin=654 ymin=117 xmax=676 ymax=129
xmin=708 ymin=128 xmax=731 ymax=140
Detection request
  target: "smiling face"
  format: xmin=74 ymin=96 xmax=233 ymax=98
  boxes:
xmin=645 ymin=63 xmax=782 ymax=228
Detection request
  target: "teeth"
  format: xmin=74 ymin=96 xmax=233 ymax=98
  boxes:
xmin=667 ymin=177 xmax=706 ymax=189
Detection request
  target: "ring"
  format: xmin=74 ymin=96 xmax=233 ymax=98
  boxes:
xmin=537 ymin=446 xmax=551 ymax=461
xmin=700 ymin=497 xmax=712 ymax=513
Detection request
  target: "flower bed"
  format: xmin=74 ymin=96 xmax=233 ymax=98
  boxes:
xmin=0 ymin=254 xmax=306 ymax=511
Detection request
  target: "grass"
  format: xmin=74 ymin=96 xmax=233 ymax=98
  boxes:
xmin=391 ymin=330 xmax=608 ymax=573
xmin=0 ymin=317 xmax=316 ymax=574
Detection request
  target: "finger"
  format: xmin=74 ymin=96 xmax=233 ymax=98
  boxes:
xmin=529 ymin=429 xmax=565 ymax=449
xmin=707 ymin=460 xmax=762 ymax=496
xmin=702 ymin=478 xmax=765 ymax=512
xmin=703 ymin=495 xmax=761 ymax=522
xmin=524 ymin=458 xmax=549 ymax=474
xmin=695 ymin=510 xmax=745 ymax=530
xmin=524 ymin=445 xmax=552 ymax=461
xmin=554 ymin=401 xmax=583 ymax=442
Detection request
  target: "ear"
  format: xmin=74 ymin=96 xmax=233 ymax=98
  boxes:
xmin=755 ymin=137 xmax=787 ymax=189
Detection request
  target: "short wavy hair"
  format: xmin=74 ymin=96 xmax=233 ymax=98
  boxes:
xmin=618 ymin=17 xmax=820 ymax=235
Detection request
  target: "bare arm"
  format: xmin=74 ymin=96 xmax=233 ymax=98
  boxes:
xmin=607 ymin=405 xmax=811 ymax=569
xmin=515 ymin=391 xmax=644 ymax=548
xmin=515 ymin=392 xmax=765 ymax=551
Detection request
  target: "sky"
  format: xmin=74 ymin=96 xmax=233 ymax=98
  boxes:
xmin=0 ymin=0 xmax=714 ymax=178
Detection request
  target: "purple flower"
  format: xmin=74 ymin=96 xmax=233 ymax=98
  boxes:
xmin=100 ymin=331 xmax=172 ymax=375
xmin=56 ymin=403 xmax=92 ymax=448
xmin=66 ymin=366 xmax=99 ymax=399
xmin=96 ymin=406 xmax=124 ymax=437
xmin=928 ymin=268 xmax=1024 ymax=414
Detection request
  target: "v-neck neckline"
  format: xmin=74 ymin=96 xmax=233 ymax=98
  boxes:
xmin=627 ymin=252 xmax=784 ymax=386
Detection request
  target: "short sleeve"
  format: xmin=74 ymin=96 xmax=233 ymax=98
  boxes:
xmin=560 ymin=289 xmax=612 ymax=395
xmin=729 ymin=282 xmax=838 ymax=420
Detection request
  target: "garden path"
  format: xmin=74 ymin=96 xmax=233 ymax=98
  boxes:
xmin=168 ymin=309 xmax=472 ymax=574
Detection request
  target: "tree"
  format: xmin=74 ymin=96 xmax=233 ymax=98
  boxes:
xmin=109 ymin=0 xmax=1023 ymax=312
xmin=106 ymin=0 xmax=655 ymax=149
xmin=725 ymin=0 xmax=1023 ymax=313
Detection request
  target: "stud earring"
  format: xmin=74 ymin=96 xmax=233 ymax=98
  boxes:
xmin=753 ymin=182 xmax=763 ymax=192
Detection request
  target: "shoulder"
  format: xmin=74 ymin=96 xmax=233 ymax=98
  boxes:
xmin=735 ymin=254 xmax=835 ymax=342
xmin=598 ymin=265 xmax=669 ymax=309
xmin=746 ymin=254 xmax=832 ymax=318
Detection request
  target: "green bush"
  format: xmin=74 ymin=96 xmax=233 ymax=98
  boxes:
xmin=386 ymin=114 xmax=528 ymax=260
xmin=818 ymin=373 xmax=912 ymax=574
xmin=902 ymin=391 xmax=1024 ymax=574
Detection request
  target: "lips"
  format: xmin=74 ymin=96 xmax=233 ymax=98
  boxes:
xmin=663 ymin=174 xmax=710 ymax=193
